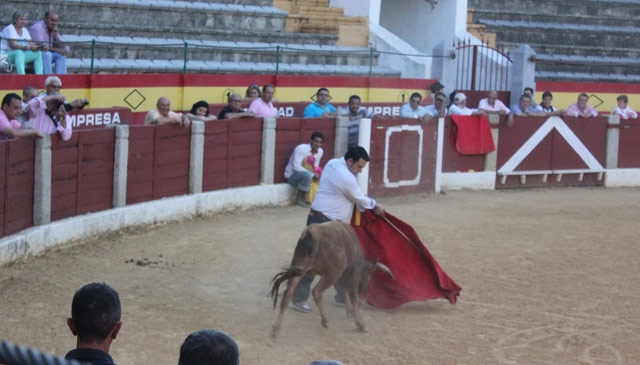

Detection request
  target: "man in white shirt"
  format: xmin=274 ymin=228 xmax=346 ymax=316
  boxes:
xmin=144 ymin=97 xmax=183 ymax=126
xmin=291 ymin=146 xmax=384 ymax=313
xmin=449 ymin=93 xmax=485 ymax=116
xmin=400 ymin=93 xmax=430 ymax=121
xmin=284 ymin=131 xmax=325 ymax=207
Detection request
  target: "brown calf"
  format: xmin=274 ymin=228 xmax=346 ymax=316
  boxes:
xmin=269 ymin=220 xmax=393 ymax=338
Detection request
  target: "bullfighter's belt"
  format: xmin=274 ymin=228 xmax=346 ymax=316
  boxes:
xmin=309 ymin=209 xmax=330 ymax=220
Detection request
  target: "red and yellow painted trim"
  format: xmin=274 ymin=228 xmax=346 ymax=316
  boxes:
xmin=536 ymin=81 xmax=640 ymax=113
xmin=0 ymin=74 xmax=435 ymax=113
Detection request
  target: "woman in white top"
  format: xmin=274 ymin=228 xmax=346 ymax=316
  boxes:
xmin=1 ymin=11 xmax=43 ymax=75
xmin=615 ymin=95 xmax=638 ymax=119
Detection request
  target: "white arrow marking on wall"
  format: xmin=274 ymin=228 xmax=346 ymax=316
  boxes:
xmin=498 ymin=116 xmax=603 ymax=173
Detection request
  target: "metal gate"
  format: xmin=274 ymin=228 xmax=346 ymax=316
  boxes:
xmin=455 ymin=39 xmax=511 ymax=91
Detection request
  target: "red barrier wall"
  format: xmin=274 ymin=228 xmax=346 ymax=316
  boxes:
xmin=496 ymin=116 xmax=607 ymax=188
xmin=50 ymin=129 xmax=116 ymax=221
xmin=619 ymin=119 xmax=640 ymax=168
xmin=368 ymin=118 xmax=438 ymax=198
xmin=126 ymin=125 xmax=191 ymax=204
xmin=274 ymin=118 xmax=336 ymax=184
xmin=0 ymin=138 xmax=36 ymax=235
xmin=202 ymin=118 xmax=263 ymax=191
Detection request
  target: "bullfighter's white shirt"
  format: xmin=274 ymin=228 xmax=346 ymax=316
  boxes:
xmin=311 ymin=157 xmax=376 ymax=221
xmin=284 ymin=143 xmax=323 ymax=179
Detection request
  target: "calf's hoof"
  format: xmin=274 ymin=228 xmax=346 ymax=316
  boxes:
xmin=356 ymin=323 xmax=368 ymax=333
xmin=321 ymin=318 xmax=329 ymax=329
xmin=269 ymin=326 xmax=280 ymax=340
xmin=346 ymin=309 xmax=354 ymax=319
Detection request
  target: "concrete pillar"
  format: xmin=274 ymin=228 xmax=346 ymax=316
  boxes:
xmin=484 ymin=114 xmax=500 ymax=172
xmin=356 ymin=118 xmax=372 ymax=195
xmin=33 ymin=134 xmax=51 ymax=225
xmin=112 ymin=125 xmax=129 ymax=207
xmin=435 ymin=116 xmax=445 ymax=193
xmin=260 ymin=117 xmax=277 ymax=184
xmin=334 ymin=116 xmax=349 ymax=157
xmin=606 ymin=115 xmax=620 ymax=169
xmin=189 ymin=121 xmax=205 ymax=194
xmin=431 ymin=40 xmax=457 ymax=96
xmin=509 ymin=44 xmax=536 ymax=107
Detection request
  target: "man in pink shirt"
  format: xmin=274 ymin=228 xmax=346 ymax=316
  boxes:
xmin=248 ymin=84 xmax=278 ymax=118
xmin=0 ymin=93 xmax=43 ymax=140
xmin=478 ymin=90 xmax=510 ymax=115
xmin=566 ymin=93 xmax=599 ymax=118
xmin=28 ymin=94 xmax=72 ymax=141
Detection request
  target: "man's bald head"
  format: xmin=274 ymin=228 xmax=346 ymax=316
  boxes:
xmin=157 ymin=97 xmax=171 ymax=116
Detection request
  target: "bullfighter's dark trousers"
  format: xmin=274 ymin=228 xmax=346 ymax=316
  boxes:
xmin=291 ymin=213 xmax=347 ymax=304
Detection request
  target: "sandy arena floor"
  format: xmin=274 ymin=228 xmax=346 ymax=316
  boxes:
xmin=1 ymin=187 xmax=639 ymax=364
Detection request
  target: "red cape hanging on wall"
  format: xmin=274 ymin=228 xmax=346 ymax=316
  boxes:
xmin=450 ymin=114 xmax=495 ymax=155
xmin=350 ymin=208 xmax=461 ymax=309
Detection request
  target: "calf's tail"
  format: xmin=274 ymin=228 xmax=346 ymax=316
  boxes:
xmin=269 ymin=266 xmax=304 ymax=309
xmin=269 ymin=231 xmax=317 ymax=309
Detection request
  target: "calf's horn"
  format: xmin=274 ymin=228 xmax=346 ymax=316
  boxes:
xmin=375 ymin=262 xmax=394 ymax=279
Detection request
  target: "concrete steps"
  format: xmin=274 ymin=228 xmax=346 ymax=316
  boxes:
xmin=468 ymin=0 xmax=640 ymax=19
xmin=0 ymin=0 xmax=392 ymax=75
xmin=7 ymin=19 xmax=338 ymax=46
xmin=274 ymin=0 xmax=369 ymax=46
xmin=478 ymin=19 xmax=640 ymax=49
xmin=66 ymin=58 xmax=400 ymax=76
xmin=471 ymin=9 xmax=639 ymax=27
xmin=63 ymin=35 xmax=375 ymax=66
xmin=5 ymin=0 xmax=288 ymax=33
xmin=467 ymin=0 xmax=640 ymax=81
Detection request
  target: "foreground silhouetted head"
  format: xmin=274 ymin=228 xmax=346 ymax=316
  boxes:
xmin=178 ymin=329 xmax=239 ymax=365
xmin=69 ymin=283 xmax=121 ymax=344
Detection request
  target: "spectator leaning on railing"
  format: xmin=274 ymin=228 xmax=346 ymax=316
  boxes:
xmin=615 ymin=95 xmax=637 ymax=119
xmin=1 ymin=10 xmax=44 ymax=75
xmin=29 ymin=11 xmax=68 ymax=75
xmin=566 ymin=93 xmax=598 ymax=118
xmin=400 ymin=92 xmax=431 ymax=121
xmin=182 ymin=100 xmax=217 ymax=127
xmin=28 ymin=93 xmax=72 ymax=141
xmin=539 ymin=91 xmax=566 ymax=117
xmin=510 ymin=94 xmax=542 ymax=117
xmin=145 ymin=96 xmax=184 ymax=126
xmin=337 ymin=95 xmax=373 ymax=149
xmin=248 ymin=84 xmax=278 ymax=118
xmin=449 ymin=93 xmax=485 ymax=116
xmin=523 ymin=87 xmax=543 ymax=112
xmin=304 ymin=87 xmax=337 ymax=118
xmin=0 ymin=93 xmax=43 ymax=140
xmin=18 ymin=85 xmax=38 ymax=127
xmin=478 ymin=90 xmax=513 ymax=125
xmin=218 ymin=93 xmax=256 ymax=120
xmin=244 ymin=84 xmax=261 ymax=104
xmin=423 ymin=92 xmax=448 ymax=118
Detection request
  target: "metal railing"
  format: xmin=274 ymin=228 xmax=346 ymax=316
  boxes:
xmin=0 ymin=36 xmax=450 ymax=77
xmin=455 ymin=39 xmax=511 ymax=91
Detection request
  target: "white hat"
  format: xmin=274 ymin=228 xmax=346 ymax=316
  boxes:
xmin=454 ymin=92 xmax=466 ymax=104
